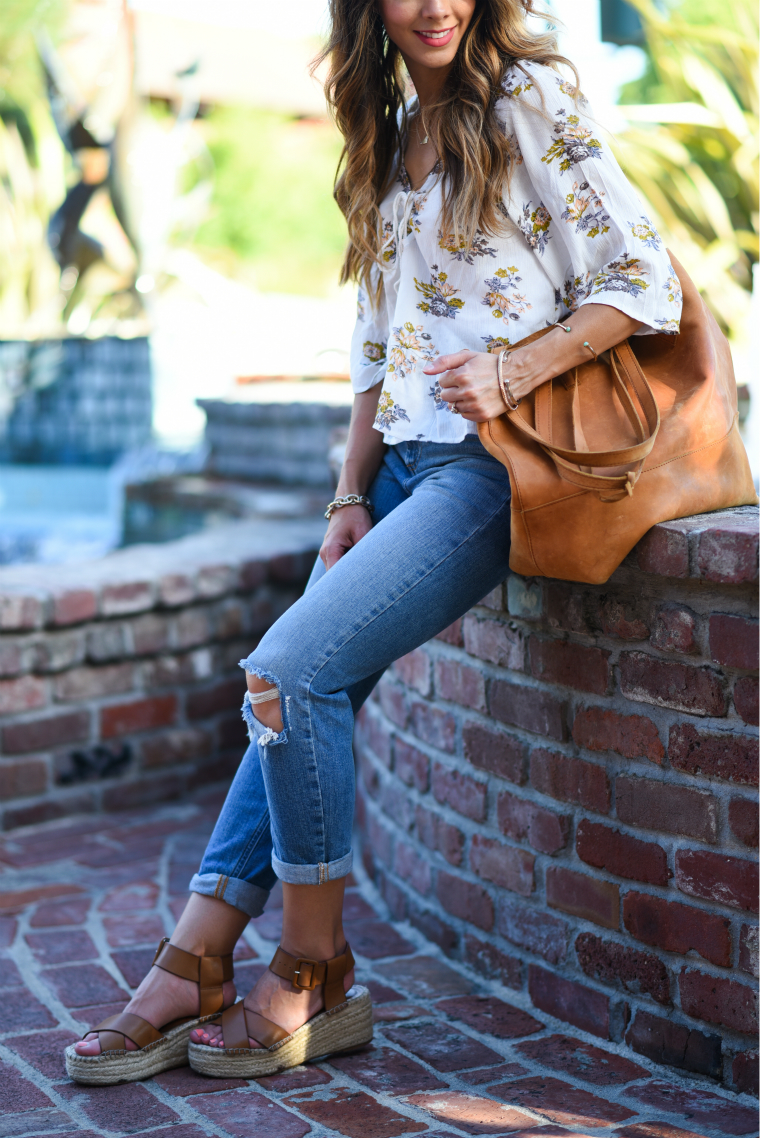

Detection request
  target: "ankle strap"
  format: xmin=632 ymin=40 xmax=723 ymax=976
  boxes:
xmin=269 ymin=943 xmax=355 ymax=1012
xmin=153 ymin=937 xmax=234 ymax=1017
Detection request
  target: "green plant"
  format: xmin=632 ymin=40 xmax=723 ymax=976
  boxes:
xmin=191 ymin=106 xmax=348 ymax=297
xmin=612 ymin=0 xmax=757 ymax=342
xmin=0 ymin=0 xmax=66 ymax=337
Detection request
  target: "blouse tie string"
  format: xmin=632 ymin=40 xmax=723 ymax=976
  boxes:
xmin=379 ymin=188 xmax=420 ymax=295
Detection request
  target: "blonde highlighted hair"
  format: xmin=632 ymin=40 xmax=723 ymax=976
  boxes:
xmin=315 ymin=0 xmax=576 ymax=296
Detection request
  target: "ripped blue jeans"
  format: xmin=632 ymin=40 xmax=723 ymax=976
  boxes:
xmin=189 ymin=436 xmax=512 ymax=917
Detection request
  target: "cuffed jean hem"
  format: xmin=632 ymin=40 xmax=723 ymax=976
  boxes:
xmin=189 ymin=872 xmax=270 ymax=919
xmin=272 ymin=849 xmax=353 ymax=885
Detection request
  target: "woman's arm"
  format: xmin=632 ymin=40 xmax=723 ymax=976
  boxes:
xmin=320 ymin=381 xmax=386 ymax=570
xmin=423 ymin=303 xmax=642 ymax=422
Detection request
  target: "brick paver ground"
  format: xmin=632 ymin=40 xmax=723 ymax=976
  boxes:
xmin=1 ymin=796 xmax=756 ymax=1138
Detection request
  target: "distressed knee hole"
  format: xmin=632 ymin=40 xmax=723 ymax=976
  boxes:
xmin=246 ymin=677 xmax=283 ymax=734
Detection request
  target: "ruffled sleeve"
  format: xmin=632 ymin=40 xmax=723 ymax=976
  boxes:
xmin=350 ymin=277 xmax=390 ymax=393
xmin=496 ymin=63 xmax=682 ymax=335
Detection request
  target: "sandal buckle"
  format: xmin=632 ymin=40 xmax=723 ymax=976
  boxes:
xmin=292 ymin=957 xmax=319 ymax=990
xmin=152 ymin=937 xmax=170 ymax=966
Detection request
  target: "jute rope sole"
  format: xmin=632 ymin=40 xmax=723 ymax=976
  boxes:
xmin=64 ymin=1016 xmax=210 ymax=1085
xmin=188 ymin=986 xmax=373 ymax=1078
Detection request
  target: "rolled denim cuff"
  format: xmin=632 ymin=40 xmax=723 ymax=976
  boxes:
xmin=189 ymin=872 xmax=270 ymax=919
xmin=272 ymin=849 xmax=353 ymax=886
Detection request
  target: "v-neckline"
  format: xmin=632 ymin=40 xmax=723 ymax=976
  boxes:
xmin=399 ymin=157 xmax=441 ymax=193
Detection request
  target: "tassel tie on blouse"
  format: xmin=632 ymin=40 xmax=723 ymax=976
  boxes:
xmin=379 ymin=188 xmax=422 ymax=295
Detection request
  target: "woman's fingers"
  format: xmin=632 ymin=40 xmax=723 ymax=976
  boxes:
xmin=319 ymin=507 xmax=373 ymax=570
xmin=423 ymin=350 xmax=476 ymax=375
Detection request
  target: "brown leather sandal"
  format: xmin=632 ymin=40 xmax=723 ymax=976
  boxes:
xmin=188 ymin=942 xmax=372 ymax=1078
xmin=65 ymin=937 xmax=234 ymax=1085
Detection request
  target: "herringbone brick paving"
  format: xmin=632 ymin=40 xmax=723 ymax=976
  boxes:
xmin=1 ymin=796 xmax=756 ymax=1138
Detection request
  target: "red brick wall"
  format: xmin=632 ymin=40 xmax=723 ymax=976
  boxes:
xmin=355 ymin=506 xmax=759 ymax=1096
xmin=0 ymin=542 xmax=318 ymax=829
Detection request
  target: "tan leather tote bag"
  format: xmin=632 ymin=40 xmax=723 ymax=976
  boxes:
xmin=477 ymin=253 xmax=757 ymax=585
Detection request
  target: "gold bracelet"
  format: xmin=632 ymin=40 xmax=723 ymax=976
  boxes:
xmin=324 ymin=494 xmax=374 ymax=521
xmin=497 ymin=349 xmax=520 ymax=411
xmin=553 ymin=322 xmax=572 ymax=334
xmin=583 ymin=340 xmax=598 ymax=361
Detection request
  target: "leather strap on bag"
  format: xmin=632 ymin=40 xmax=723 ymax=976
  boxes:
xmin=507 ymin=339 xmax=661 ymax=501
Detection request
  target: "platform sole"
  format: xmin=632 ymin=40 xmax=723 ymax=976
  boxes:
xmin=64 ymin=1016 xmax=208 ymax=1085
xmin=188 ymin=986 xmax=373 ymax=1078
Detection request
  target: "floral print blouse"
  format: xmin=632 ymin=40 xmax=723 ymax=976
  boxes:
xmin=350 ymin=61 xmax=683 ymax=444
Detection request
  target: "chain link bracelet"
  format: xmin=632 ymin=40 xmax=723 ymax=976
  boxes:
xmin=324 ymin=494 xmax=374 ymax=521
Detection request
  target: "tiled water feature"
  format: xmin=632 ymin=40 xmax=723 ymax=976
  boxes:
xmin=0 ymin=381 xmax=351 ymax=564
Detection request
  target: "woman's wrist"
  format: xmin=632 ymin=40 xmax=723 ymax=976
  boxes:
xmin=502 ymin=345 xmax=554 ymax=401
xmin=336 ymin=460 xmax=378 ymax=499
xmin=335 ymin=481 xmax=369 ymax=498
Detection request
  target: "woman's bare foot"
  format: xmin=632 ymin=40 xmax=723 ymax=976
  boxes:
xmin=190 ymin=959 xmax=355 ymax=1049
xmin=74 ymin=966 xmax=237 ymax=1056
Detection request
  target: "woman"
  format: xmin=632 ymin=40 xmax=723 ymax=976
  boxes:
xmin=67 ymin=0 xmax=681 ymax=1082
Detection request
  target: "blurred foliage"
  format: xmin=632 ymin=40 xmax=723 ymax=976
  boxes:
xmin=613 ymin=0 xmax=757 ymax=341
xmin=0 ymin=0 xmax=63 ymax=111
xmin=0 ymin=0 xmax=66 ymax=336
xmin=191 ymin=106 xmax=347 ymax=297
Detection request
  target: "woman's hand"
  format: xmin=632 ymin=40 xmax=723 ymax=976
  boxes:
xmin=319 ymin=505 xmax=373 ymax=570
xmin=422 ymin=306 xmax=646 ymax=421
xmin=423 ymin=350 xmax=505 ymax=422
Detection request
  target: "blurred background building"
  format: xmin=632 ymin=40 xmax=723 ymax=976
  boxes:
xmin=0 ymin=0 xmax=757 ymax=563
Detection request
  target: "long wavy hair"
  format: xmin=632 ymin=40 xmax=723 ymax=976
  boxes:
xmin=315 ymin=0 xmax=576 ymax=298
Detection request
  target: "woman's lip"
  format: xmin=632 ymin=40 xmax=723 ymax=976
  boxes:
xmin=413 ymin=27 xmax=456 ymax=47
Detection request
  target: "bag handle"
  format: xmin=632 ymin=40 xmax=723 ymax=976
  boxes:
xmin=504 ymin=340 xmax=661 ymax=500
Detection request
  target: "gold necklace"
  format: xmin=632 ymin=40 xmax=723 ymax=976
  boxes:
xmin=414 ymin=115 xmax=429 ymax=146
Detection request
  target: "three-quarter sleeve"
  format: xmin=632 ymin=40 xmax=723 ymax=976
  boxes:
xmin=497 ymin=64 xmax=682 ymax=335
xmin=350 ymin=277 xmax=390 ymax=393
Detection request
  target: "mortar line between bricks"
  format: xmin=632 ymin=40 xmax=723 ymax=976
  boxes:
xmin=336 ymin=1029 xmax=559 ymax=1132
xmin=189 ymin=1064 xmax=386 ymax=1138
xmin=156 ymin=830 xmax=178 ymax=937
xmin=139 ymin=1076 xmax=238 ymax=1138
xmin=317 ymin=1054 xmax=518 ymax=1138
xmin=0 ymin=1040 xmax=110 ymax=1137
xmin=5 ymin=902 xmax=94 ymax=1041
xmin=86 ymin=874 xmax=153 ymax=981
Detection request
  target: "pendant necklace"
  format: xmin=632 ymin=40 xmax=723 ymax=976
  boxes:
xmin=414 ymin=115 xmax=429 ymax=145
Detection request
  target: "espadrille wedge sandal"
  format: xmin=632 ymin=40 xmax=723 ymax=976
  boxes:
xmin=188 ymin=943 xmax=372 ymax=1078
xmin=65 ymin=937 xmax=234 ymax=1085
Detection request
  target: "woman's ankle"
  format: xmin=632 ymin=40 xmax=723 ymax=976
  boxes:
xmin=170 ymin=893 xmax=249 ymax=959
xmin=279 ymin=936 xmax=347 ymax=962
